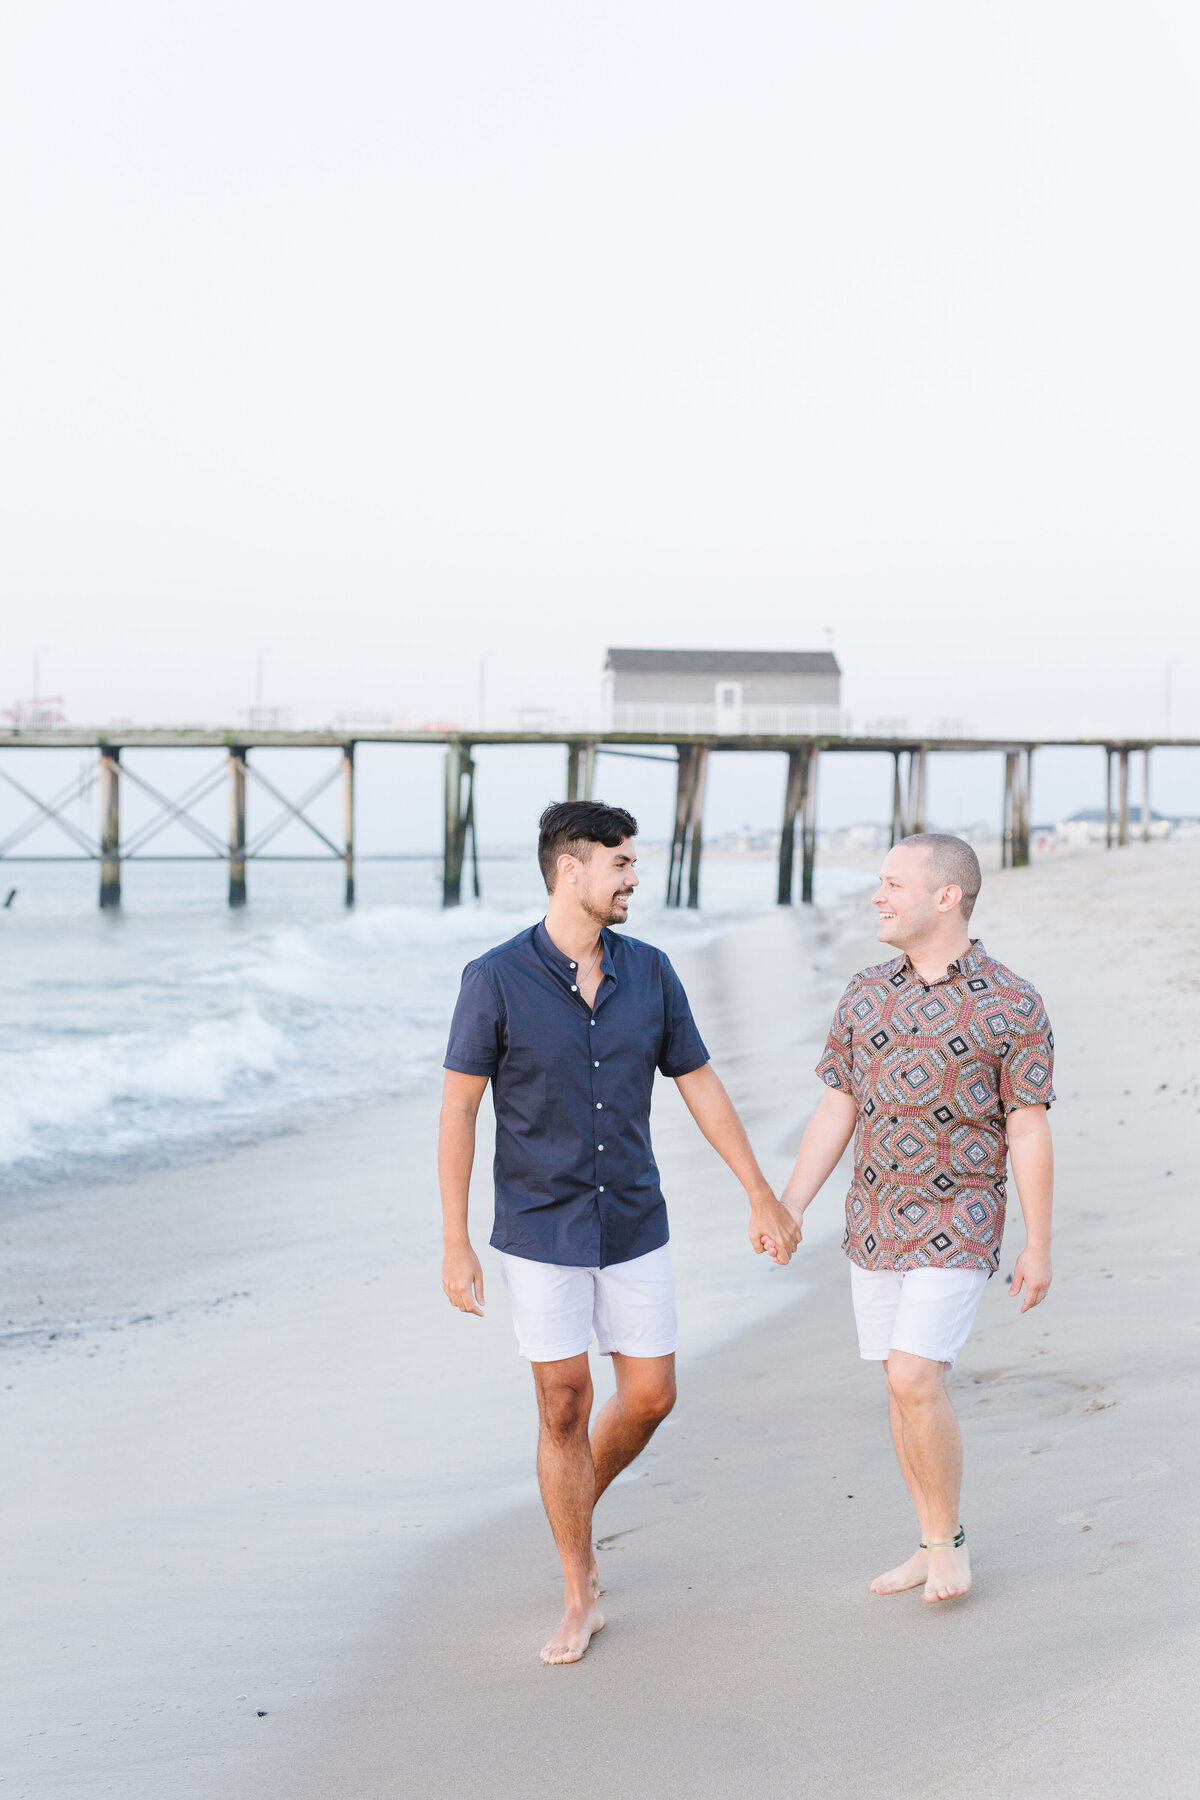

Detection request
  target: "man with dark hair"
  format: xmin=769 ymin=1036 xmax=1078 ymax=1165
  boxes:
xmin=770 ymin=833 xmax=1054 ymax=1603
xmin=440 ymin=800 xmax=798 ymax=1663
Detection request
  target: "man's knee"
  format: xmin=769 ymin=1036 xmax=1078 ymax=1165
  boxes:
xmin=536 ymin=1372 xmax=592 ymax=1437
xmin=625 ymin=1370 xmax=676 ymax=1430
xmin=885 ymin=1354 xmax=942 ymax=1410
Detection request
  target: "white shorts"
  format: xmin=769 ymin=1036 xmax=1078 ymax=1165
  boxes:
xmin=497 ymin=1243 xmax=677 ymax=1363
xmin=850 ymin=1264 xmax=988 ymax=1367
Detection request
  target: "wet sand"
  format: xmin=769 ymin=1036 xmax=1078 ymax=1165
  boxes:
xmin=6 ymin=845 xmax=1200 ymax=1796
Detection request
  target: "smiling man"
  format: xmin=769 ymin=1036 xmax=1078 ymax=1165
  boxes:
xmin=773 ymin=833 xmax=1054 ymax=1604
xmin=439 ymin=800 xmax=799 ymax=1664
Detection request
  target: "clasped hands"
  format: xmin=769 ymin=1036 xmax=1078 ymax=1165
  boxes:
xmin=749 ymin=1190 xmax=802 ymax=1266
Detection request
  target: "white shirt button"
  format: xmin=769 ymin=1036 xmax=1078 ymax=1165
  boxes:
xmin=594 ymin=1060 xmax=599 ymax=1067
xmin=598 ymin=1185 xmax=605 ymax=1193
xmin=598 ymin=1144 xmax=604 ymax=1151
xmin=596 ymin=1102 xmax=603 ymax=1109
xmin=569 ymin=962 xmax=576 ymax=969
xmin=570 ymin=985 xmax=577 ymax=992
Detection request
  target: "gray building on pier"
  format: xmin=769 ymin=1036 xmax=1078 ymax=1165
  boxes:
xmin=604 ymin=647 xmax=842 ymax=736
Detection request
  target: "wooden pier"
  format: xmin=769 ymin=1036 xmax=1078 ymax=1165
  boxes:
xmin=0 ymin=726 xmax=1189 ymax=910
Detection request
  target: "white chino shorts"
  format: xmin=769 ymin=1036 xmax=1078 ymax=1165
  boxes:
xmin=850 ymin=1263 xmax=989 ymax=1368
xmin=498 ymin=1242 xmax=677 ymax=1363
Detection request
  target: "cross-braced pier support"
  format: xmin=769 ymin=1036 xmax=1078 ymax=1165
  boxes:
xmin=99 ymin=747 xmax=121 ymax=908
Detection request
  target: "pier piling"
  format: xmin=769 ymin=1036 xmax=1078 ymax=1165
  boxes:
xmin=443 ymin=741 xmax=476 ymax=906
xmin=686 ymin=745 xmax=708 ymax=909
xmin=666 ymin=747 xmax=694 ymax=906
xmin=1117 ymin=748 xmax=1130 ymax=845
xmin=228 ymin=750 xmax=247 ymax=907
xmin=907 ymin=748 xmax=927 ymax=836
xmin=566 ymin=742 xmax=597 ymax=803
xmin=801 ymin=748 xmax=819 ymax=902
xmin=777 ymin=749 xmax=807 ymax=903
xmin=342 ymin=744 xmax=355 ymax=905
xmin=890 ymin=752 xmax=904 ymax=845
xmin=99 ymin=747 xmax=121 ymax=908
xmin=1143 ymin=748 xmax=1151 ymax=843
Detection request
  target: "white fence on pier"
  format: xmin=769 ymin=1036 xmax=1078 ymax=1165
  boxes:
xmin=608 ymin=702 xmax=847 ymax=737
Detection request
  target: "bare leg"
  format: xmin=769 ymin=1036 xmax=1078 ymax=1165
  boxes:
xmin=870 ymin=1351 xmax=971 ymax=1603
xmin=591 ymin=1352 xmax=677 ymax=1501
xmin=870 ymin=1377 xmax=930 ymax=1593
xmin=531 ymin=1354 xmax=605 ymax=1663
xmin=588 ymin=1353 xmax=675 ymax=1595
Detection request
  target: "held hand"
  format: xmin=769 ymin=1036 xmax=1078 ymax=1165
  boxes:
xmin=1010 ymin=1246 xmax=1052 ymax=1312
xmin=443 ymin=1244 xmax=485 ymax=1316
xmin=761 ymin=1197 xmax=805 ymax=1264
xmin=749 ymin=1196 xmax=800 ymax=1265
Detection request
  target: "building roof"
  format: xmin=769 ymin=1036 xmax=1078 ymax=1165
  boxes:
xmin=605 ymin=648 xmax=840 ymax=676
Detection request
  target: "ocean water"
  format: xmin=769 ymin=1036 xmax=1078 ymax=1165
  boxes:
xmin=0 ymin=853 xmax=874 ymax=1195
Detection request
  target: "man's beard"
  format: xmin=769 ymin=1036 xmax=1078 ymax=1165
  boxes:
xmin=583 ymin=891 xmax=631 ymax=927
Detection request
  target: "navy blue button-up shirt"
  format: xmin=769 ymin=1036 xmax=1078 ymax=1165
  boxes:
xmin=444 ymin=920 xmax=709 ymax=1268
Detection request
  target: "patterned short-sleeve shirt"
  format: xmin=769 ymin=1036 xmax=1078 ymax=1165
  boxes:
xmin=816 ymin=940 xmax=1054 ymax=1274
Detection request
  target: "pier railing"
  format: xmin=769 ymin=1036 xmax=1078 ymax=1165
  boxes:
xmin=0 ymin=726 xmax=1188 ymax=909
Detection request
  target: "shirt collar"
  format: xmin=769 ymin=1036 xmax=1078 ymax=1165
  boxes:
xmin=534 ymin=919 xmax=616 ymax=984
xmin=899 ymin=939 xmax=989 ymax=984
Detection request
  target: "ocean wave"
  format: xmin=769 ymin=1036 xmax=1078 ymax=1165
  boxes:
xmin=0 ymin=1010 xmax=293 ymax=1168
xmin=0 ymin=857 xmax=871 ymax=1190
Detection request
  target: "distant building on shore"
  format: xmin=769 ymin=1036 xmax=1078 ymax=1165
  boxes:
xmin=604 ymin=648 xmax=842 ymax=736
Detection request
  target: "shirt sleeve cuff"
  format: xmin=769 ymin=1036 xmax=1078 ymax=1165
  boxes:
xmin=443 ymin=1056 xmax=497 ymax=1077
xmin=658 ymin=1052 xmax=711 ymax=1078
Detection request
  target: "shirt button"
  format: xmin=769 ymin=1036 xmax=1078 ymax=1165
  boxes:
xmin=594 ymin=1060 xmax=600 ymax=1068
xmin=598 ymin=1185 xmax=605 ymax=1193
xmin=596 ymin=1102 xmax=603 ymax=1109
xmin=570 ymin=985 xmax=578 ymax=992
xmin=569 ymin=962 xmax=576 ymax=969
xmin=890 ymin=1161 xmax=898 ymax=1170
xmin=889 ymin=1115 xmax=897 ymax=1123
xmin=598 ymin=1144 xmax=604 ymax=1151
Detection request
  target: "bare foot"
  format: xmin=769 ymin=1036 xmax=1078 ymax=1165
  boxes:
xmin=924 ymin=1542 xmax=971 ymax=1604
xmin=869 ymin=1548 xmax=929 ymax=1595
xmin=540 ymin=1602 xmax=605 ymax=1665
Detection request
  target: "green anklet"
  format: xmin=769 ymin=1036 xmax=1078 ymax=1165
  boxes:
xmin=920 ymin=1526 xmax=966 ymax=1551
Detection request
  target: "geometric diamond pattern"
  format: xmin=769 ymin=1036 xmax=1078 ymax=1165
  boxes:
xmin=818 ymin=939 xmax=1054 ymax=1274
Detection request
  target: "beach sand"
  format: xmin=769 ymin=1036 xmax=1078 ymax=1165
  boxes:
xmin=5 ymin=845 xmax=1199 ymax=1796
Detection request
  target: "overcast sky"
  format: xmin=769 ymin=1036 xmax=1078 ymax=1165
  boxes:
xmin=4 ymin=1 xmax=1200 ymax=786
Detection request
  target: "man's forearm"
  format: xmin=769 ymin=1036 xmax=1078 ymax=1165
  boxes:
xmin=438 ymin=1109 xmax=478 ymax=1245
xmin=780 ymin=1090 xmax=857 ymax=1215
xmin=1007 ymin=1109 xmax=1053 ymax=1248
xmin=674 ymin=1065 xmax=772 ymax=1197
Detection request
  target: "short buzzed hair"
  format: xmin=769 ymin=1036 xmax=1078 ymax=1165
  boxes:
xmin=537 ymin=801 xmax=638 ymax=892
xmin=898 ymin=833 xmax=982 ymax=921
